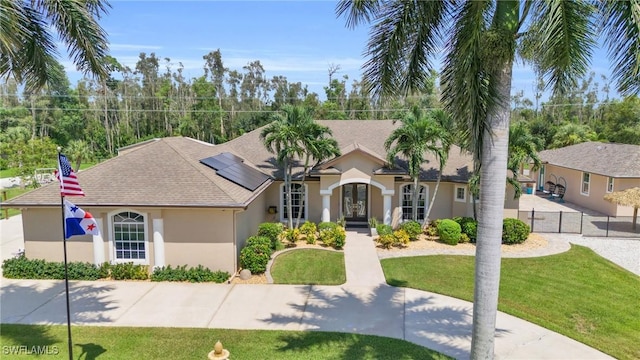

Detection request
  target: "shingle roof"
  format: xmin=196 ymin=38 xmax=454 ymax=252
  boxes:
xmin=539 ymin=142 xmax=640 ymax=178
xmin=4 ymin=120 xmax=475 ymax=207
xmin=5 ymin=137 xmax=271 ymax=207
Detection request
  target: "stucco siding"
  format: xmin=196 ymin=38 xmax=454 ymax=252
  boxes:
xmin=22 ymin=208 xmax=94 ymax=263
xmin=162 ymin=208 xmax=235 ymax=273
xmin=236 ymin=190 xmax=268 ymax=263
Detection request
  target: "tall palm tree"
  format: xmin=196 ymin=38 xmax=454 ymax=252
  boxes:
xmin=385 ymin=106 xmax=442 ymax=222
xmin=423 ymin=109 xmax=453 ymax=223
xmin=0 ymin=0 xmax=111 ymax=91
xmin=260 ymin=105 xmax=307 ymax=229
xmin=337 ymin=1 xmax=638 ymax=358
xmin=295 ymin=121 xmax=341 ymax=228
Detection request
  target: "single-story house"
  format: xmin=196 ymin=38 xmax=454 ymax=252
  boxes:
xmin=3 ymin=120 xmax=519 ymax=274
xmin=533 ymin=142 xmax=640 ymax=216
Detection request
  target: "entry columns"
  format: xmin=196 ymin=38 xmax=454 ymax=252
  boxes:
xmin=322 ymin=194 xmax=331 ymax=222
xmin=383 ymin=194 xmax=392 ymax=225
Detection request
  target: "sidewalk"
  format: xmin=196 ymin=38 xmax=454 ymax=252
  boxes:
xmin=0 ymin=230 xmax=613 ymax=359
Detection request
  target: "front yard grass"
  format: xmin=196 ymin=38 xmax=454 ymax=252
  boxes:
xmin=0 ymin=325 xmax=449 ymax=359
xmin=271 ymin=249 xmax=346 ymax=285
xmin=381 ymin=245 xmax=640 ymax=360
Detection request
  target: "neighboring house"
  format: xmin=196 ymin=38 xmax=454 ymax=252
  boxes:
xmin=534 ymin=142 xmax=640 ymax=216
xmin=3 ymin=120 xmax=518 ymax=274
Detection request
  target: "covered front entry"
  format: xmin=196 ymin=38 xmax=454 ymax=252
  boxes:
xmin=342 ymin=183 xmax=368 ymax=226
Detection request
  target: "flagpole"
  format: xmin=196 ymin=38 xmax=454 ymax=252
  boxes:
xmin=58 ymin=148 xmax=74 ymax=360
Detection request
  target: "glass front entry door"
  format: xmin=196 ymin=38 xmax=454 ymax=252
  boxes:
xmin=343 ymin=184 xmax=368 ymax=221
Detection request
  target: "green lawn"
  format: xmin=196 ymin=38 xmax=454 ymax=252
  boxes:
xmin=0 ymin=187 xmax=32 ymax=219
xmin=381 ymin=245 xmax=640 ymax=360
xmin=0 ymin=325 xmax=449 ymax=359
xmin=271 ymin=249 xmax=346 ymax=285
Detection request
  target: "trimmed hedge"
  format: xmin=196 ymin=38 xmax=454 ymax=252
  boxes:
xmin=240 ymin=242 xmax=271 ymax=274
xmin=437 ymin=219 xmax=462 ymax=245
xmin=2 ymin=256 xmax=149 ymax=280
xmin=151 ymin=265 xmax=230 ymax=283
xmin=502 ymin=218 xmax=530 ymax=244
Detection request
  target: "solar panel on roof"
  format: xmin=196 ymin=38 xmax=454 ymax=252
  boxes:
xmin=200 ymin=152 xmax=270 ymax=191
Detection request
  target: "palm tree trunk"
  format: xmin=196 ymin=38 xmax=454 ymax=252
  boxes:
xmin=295 ymin=155 xmax=310 ymax=229
xmin=285 ymin=157 xmax=293 ymax=229
xmin=424 ymin=169 xmax=442 ymax=225
xmin=412 ymin=176 xmax=419 ymax=222
xmin=471 ymin=61 xmax=513 ymax=359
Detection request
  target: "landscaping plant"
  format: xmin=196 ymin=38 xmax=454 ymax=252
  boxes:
xmin=502 ymin=218 xmax=530 ymax=244
xmin=437 ymin=219 xmax=462 ymax=245
xmin=399 ymin=220 xmax=422 ymax=241
xmin=257 ymin=222 xmax=284 ymax=250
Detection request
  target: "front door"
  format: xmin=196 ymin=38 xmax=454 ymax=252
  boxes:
xmin=343 ymin=183 xmax=368 ymax=222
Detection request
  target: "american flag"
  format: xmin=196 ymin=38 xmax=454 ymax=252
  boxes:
xmin=55 ymin=153 xmax=85 ymax=196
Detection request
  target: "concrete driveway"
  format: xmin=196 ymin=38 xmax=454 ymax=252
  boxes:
xmin=0 ymin=215 xmax=24 ymax=263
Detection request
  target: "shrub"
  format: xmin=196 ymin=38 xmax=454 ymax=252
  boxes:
xmin=240 ymin=243 xmax=271 ymax=274
xmin=502 ymin=218 xmax=530 ymax=245
xmin=333 ymin=226 xmax=347 ymax=249
xmin=337 ymin=216 xmax=346 ymax=227
xmin=246 ymin=235 xmax=273 ymax=252
xmin=151 ymin=265 xmax=230 ymax=283
xmin=454 ymin=217 xmax=478 ymax=242
xmin=109 ymin=262 xmax=149 ymax=280
xmin=459 ymin=233 xmax=471 ymax=243
xmin=399 ymin=221 xmax=422 ymax=241
xmin=392 ymin=229 xmax=410 ymax=247
xmin=66 ymin=261 xmax=102 ymax=280
xmin=257 ymin=222 xmax=284 ymax=250
xmin=377 ymin=233 xmax=395 ymax=249
xmin=318 ymin=225 xmax=346 ymax=249
xmin=1 ymin=255 xmax=102 ymax=280
xmin=318 ymin=222 xmax=338 ymax=232
xmin=376 ymin=224 xmax=393 ymax=236
xmin=281 ymin=228 xmax=301 ymax=245
xmin=437 ymin=219 xmax=462 ymax=245
xmin=368 ymin=217 xmax=379 ymax=228
xmin=299 ymin=221 xmax=318 ymax=244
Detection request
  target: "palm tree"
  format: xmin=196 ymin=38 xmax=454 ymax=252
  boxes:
xmin=507 ymin=122 xmax=543 ymax=198
xmin=337 ymin=1 xmax=638 ymax=358
xmin=424 ymin=109 xmax=453 ymax=223
xmin=295 ymin=122 xmax=341 ymax=228
xmin=0 ymin=0 xmax=111 ymax=91
xmin=385 ymin=106 xmax=443 ymax=222
xmin=65 ymin=140 xmax=93 ymax=172
xmin=260 ymin=105 xmax=307 ymax=229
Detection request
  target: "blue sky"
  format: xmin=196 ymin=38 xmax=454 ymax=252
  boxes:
xmin=62 ymin=0 xmax=616 ymax=102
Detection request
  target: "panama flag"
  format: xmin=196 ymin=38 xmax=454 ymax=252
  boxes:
xmin=64 ymin=200 xmax=100 ymax=239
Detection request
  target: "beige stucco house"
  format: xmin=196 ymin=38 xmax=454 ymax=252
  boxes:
xmin=4 ymin=120 xmax=519 ymax=274
xmin=534 ymin=142 xmax=640 ymax=217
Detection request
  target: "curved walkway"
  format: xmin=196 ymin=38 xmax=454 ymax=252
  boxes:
xmin=0 ymin=227 xmax=614 ymax=359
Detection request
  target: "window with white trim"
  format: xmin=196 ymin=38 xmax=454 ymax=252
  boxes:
xmin=281 ymin=183 xmax=307 ymax=221
xmin=581 ymin=172 xmax=590 ymax=195
xmin=607 ymin=177 xmax=614 ymax=193
xmin=454 ymin=186 xmax=467 ymax=202
xmin=113 ymin=211 xmax=146 ymax=261
xmin=400 ymin=184 xmax=427 ymax=221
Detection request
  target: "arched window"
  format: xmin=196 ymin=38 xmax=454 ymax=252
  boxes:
xmin=280 ymin=183 xmax=307 ymax=222
xmin=400 ymin=184 xmax=427 ymax=221
xmin=112 ymin=211 xmax=147 ymax=262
